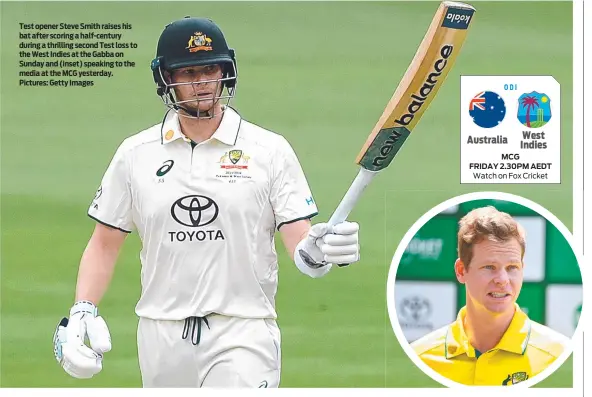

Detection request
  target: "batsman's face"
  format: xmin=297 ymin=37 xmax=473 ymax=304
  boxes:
xmin=168 ymin=64 xmax=223 ymax=112
xmin=456 ymin=238 xmax=524 ymax=315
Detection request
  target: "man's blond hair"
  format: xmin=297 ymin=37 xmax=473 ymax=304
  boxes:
xmin=457 ymin=206 xmax=526 ymax=269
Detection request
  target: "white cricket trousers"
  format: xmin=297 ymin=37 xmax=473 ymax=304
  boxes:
xmin=137 ymin=314 xmax=281 ymax=388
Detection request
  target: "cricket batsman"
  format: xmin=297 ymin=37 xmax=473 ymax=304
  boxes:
xmin=412 ymin=206 xmax=570 ymax=386
xmin=52 ymin=16 xmax=361 ymax=387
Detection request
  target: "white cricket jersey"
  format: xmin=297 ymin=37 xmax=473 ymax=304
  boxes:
xmin=88 ymin=107 xmax=318 ymax=320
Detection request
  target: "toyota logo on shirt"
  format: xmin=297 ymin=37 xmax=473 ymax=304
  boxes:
xmin=171 ymin=195 xmax=219 ymax=227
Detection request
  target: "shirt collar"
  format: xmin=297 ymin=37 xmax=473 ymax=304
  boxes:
xmin=160 ymin=110 xmax=189 ymax=144
xmin=445 ymin=304 xmax=531 ymax=359
xmin=160 ymin=106 xmax=242 ymax=146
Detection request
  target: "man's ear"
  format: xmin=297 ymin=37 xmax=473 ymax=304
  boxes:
xmin=455 ymin=258 xmax=467 ymax=284
xmin=163 ymin=70 xmax=172 ymax=84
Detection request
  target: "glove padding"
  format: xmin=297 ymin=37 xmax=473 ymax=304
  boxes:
xmin=53 ymin=301 xmax=112 ymax=379
xmin=294 ymin=221 xmax=360 ymax=278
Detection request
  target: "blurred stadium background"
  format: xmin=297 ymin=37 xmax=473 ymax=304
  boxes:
xmin=394 ymin=199 xmax=582 ymax=346
xmin=1 ymin=1 xmax=574 ymax=388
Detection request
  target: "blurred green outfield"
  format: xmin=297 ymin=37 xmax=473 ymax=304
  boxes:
xmin=1 ymin=1 xmax=573 ymax=388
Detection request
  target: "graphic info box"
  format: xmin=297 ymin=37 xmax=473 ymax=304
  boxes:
xmin=460 ymin=76 xmax=561 ymax=184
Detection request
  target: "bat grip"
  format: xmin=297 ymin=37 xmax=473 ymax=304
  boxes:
xmin=327 ymin=168 xmax=378 ymax=227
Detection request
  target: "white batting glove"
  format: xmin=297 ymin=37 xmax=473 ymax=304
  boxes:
xmin=53 ymin=301 xmax=112 ymax=379
xmin=294 ymin=221 xmax=360 ymax=278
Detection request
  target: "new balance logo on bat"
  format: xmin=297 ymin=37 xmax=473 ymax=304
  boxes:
xmin=394 ymin=45 xmax=454 ymax=128
xmin=359 ymin=126 xmax=410 ymax=171
xmin=371 ymin=129 xmax=404 ymax=168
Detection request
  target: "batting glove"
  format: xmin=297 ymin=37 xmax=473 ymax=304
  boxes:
xmin=294 ymin=221 xmax=360 ymax=278
xmin=53 ymin=301 xmax=112 ymax=379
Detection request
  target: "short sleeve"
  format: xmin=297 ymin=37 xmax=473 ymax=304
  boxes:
xmin=88 ymin=142 xmax=134 ymax=233
xmin=270 ymin=137 xmax=318 ymax=230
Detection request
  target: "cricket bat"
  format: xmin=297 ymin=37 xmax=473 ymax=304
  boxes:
xmin=328 ymin=1 xmax=476 ymax=226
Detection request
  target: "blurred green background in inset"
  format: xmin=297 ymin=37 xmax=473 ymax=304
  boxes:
xmin=392 ymin=199 xmax=581 ymax=386
xmin=1 ymin=1 xmax=573 ymax=388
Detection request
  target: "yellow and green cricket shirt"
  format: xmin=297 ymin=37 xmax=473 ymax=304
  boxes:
xmin=411 ymin=305 xmax=569 ymax=386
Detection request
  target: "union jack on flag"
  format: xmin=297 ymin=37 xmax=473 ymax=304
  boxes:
xmin=470 ymin=92 xmax=486 ymax=110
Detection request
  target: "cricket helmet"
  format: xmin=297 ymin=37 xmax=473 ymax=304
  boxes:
xmin=151 ymin=16 xmax=237 ymax=118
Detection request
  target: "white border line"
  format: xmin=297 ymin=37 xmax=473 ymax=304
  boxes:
xmin=580 ymin=0 xmax=590 ymax=393
xmin=572 ymin=0 xmax=585 ymax=394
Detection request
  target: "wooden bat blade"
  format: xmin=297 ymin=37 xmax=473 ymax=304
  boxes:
xmin=327 ymin=2 xmax=475 ymax=226
xmin=356 ymin=1 xmax=475 ymax=172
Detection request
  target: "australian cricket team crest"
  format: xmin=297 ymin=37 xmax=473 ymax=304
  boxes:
xmin=219 ymin=150 xmax=250 ymax=169
xmin=229 ymin=150 xmax=243 ymax=165
xmin=502 ymin=371 xmax=529 ymax=386
xmin=216 ymin=149 xmax=252 ymax=181
xmin=186 ymin=32 xmax=213 ymax=52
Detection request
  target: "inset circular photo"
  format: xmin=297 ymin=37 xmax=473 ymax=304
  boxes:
xmin=387 ymin=192 xmax=583 ymax=387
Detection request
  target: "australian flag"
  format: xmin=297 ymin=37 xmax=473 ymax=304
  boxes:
xmin=469 ymin=91 xmax=506 ymax=128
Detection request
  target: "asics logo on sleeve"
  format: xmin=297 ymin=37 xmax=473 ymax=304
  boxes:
xmin=156 ymin=160 xmax=175 ymax=177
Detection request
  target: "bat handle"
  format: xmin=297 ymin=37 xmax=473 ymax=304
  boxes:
xmin=327 ymin=167 xmax=378 ymax=227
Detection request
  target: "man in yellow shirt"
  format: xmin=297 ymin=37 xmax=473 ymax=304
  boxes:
xmin=411 ymin=206 xmax=570 ymax=386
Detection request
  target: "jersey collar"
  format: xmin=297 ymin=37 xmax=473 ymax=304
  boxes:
xmin=160 ymin=107 xmax=242 ymax=146
xmin=212 ymin=106 xmax=241 ymax=145
xmin=445 ymin=304 xmax=531 ymax=359
xmin=160 ymin=111 xmax=190 ymax=145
